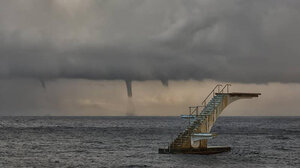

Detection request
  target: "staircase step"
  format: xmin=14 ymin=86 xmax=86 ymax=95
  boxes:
xmin=172 ymin=91 xmax=226 ymax=148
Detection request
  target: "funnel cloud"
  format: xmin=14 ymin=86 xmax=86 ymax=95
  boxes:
xmin=39 ymin=79 xmax=46 ymax=90
xmin=125 ymin=80 xmax=132 ymax=98
xmin=161 ymin=80 xmax=169 ymax=87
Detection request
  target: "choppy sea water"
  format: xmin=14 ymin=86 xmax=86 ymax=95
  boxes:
xmin=0 ymin=116 xmax=299 ymax=168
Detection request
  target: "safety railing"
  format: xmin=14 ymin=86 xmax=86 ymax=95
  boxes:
xmin=201 ymin=84 xmax=222 ymax=106
xmin=188 ymin=105 xmax=205 ymax=127
xmin=188 ymin=106 xmax=204 ymax=116
xmin=185 ymin=84 xmax=231 ymax=134
xmin=220 ymin=84 xmax=231 ymax=93
xmin=187 ymin=83 xmax=231 ymax=117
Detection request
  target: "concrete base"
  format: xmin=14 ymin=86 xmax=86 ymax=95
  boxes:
xmin=158 ymin=146 xmax=231 ymax=155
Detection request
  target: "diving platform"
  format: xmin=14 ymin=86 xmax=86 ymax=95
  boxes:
xmin=159 ymin=84 xmax=261 ymax=154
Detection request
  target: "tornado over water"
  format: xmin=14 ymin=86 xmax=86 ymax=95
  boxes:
xmin=125 ymin=80 xmax=132 ymax=97
xmin=126 ymin=98 xmax=136 ymax=116
xmin=39 ymin=79 xmax=46 ymax=90
xmin=161 ymin=80 xmax=169 ymax=87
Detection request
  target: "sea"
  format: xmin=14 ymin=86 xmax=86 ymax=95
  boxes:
xmin=0 ymin=116 xmax=299 ymax=168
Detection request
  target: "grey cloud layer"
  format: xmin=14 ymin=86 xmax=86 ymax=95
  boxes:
xmin=1 ymin=0 xmax=300 ymax=83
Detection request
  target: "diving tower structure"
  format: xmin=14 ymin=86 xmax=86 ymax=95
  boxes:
xmin=159 ymin=84 xmax=261 ymax=154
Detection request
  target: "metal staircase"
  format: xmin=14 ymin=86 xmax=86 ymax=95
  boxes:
xmin=170 ymin=84 xmax=230 ymax=149
xmin=159 ymin=84 xmax=261 ymax=154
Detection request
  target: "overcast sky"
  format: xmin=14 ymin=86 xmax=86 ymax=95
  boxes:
xmin=0 ymin=0 xmax=300 ymax=116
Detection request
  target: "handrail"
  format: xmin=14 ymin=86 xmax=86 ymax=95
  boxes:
xmin=188 ymin=105 xmax=205 ymax=126
xmin=185 ymin=83 xmax=232 ymax=121
xmin=220 ymin=84 xmax=231 ymax=93
xmin=201 ymin=84 xmax=222 ymax=106
xmin=189 ymin=105 xmax=204 ymax=108
xmin=189 ymin=106 xmax=204 ymax=117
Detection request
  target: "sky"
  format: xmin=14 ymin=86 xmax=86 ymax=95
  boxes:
xmin=0 ymin=0 xmax=300 ymax=116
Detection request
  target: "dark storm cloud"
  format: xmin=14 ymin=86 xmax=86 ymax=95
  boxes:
xmin=1 ymin=0 xmax=300 ymax=83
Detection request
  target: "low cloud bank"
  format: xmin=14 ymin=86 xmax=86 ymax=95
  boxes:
xmin=0 ymin=0 xmax=300 ymax=83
